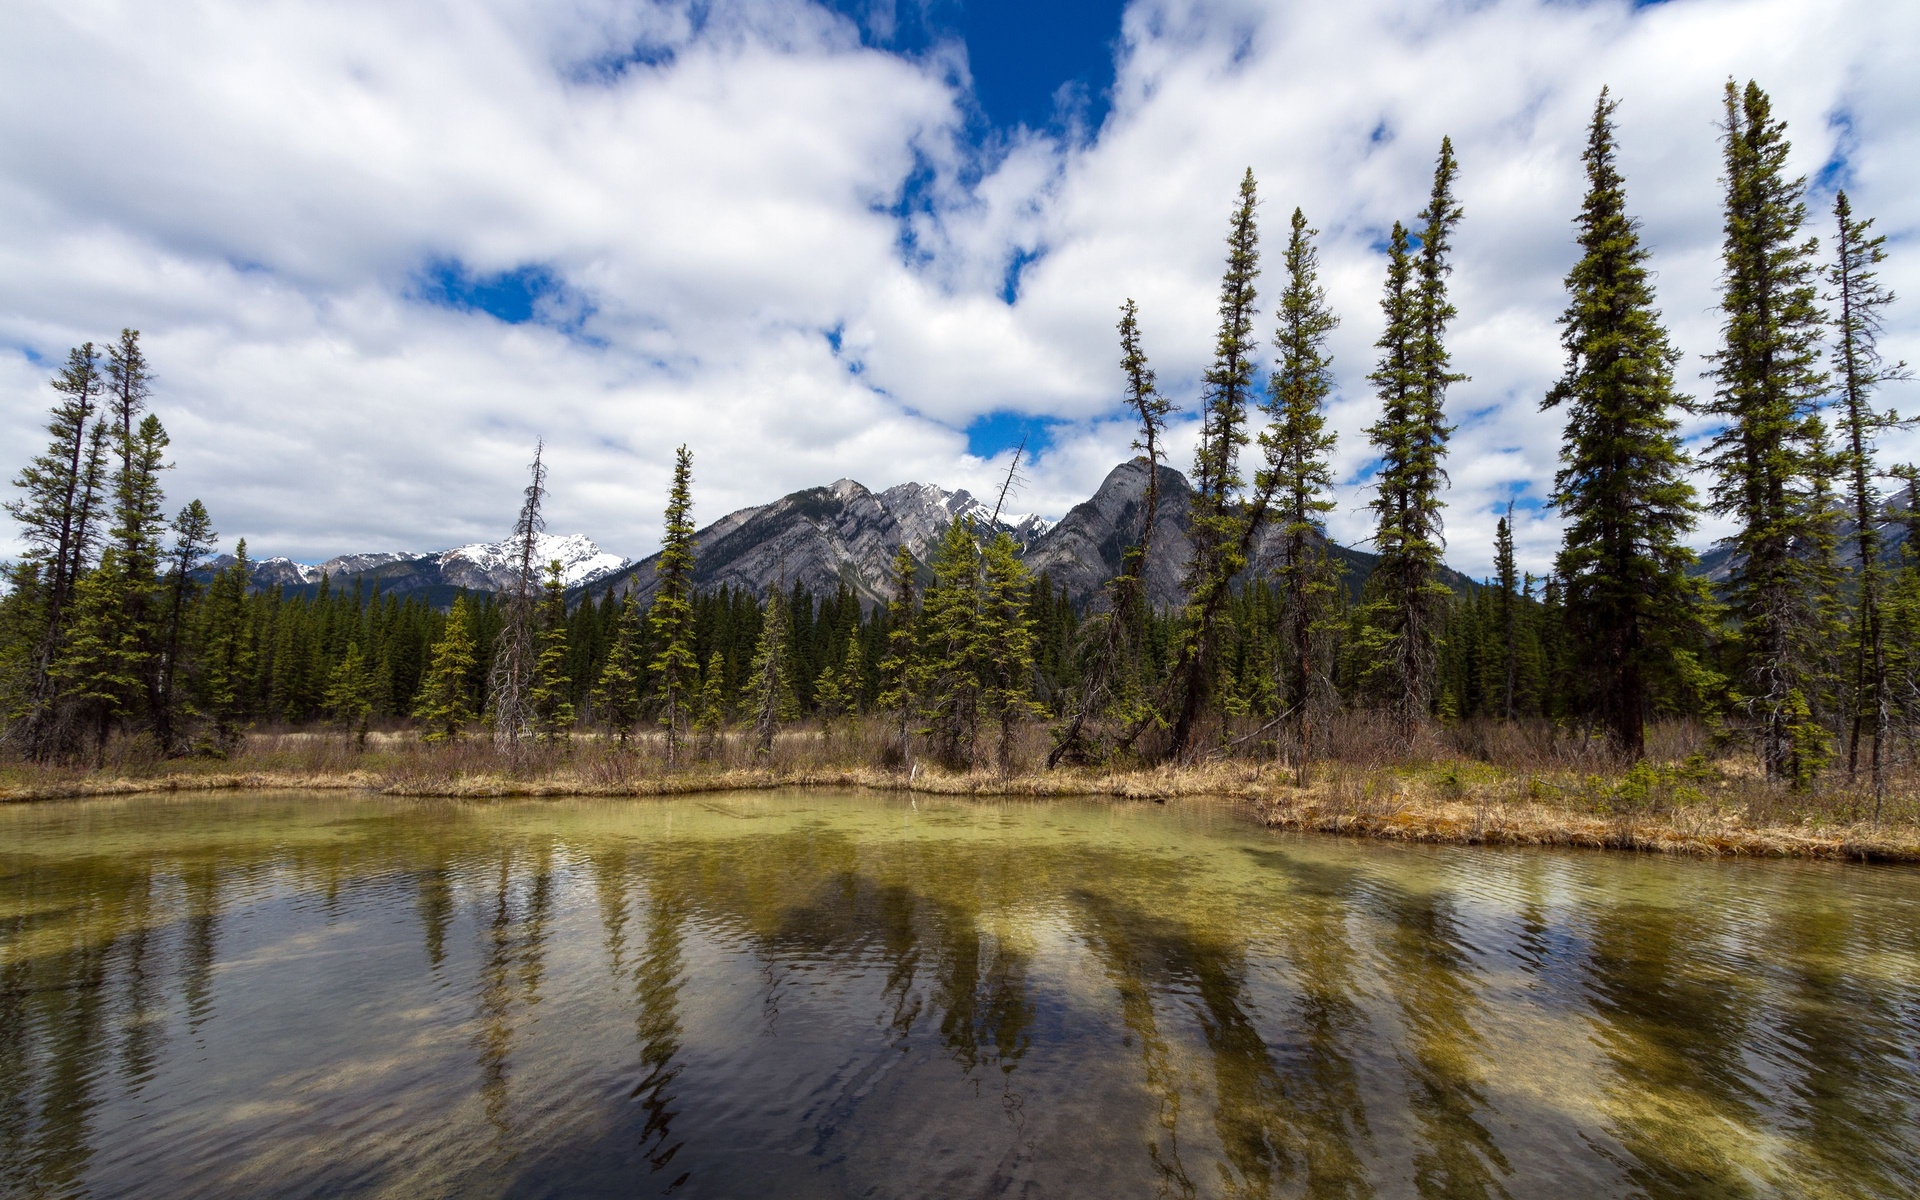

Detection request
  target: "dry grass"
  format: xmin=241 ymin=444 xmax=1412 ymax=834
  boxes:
xmin=4 ymin=716 xmax=1918 ymax=863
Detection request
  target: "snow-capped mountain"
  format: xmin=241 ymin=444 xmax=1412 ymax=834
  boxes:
xmin=206 ymin=535 xmax=628 ymax=597
xmin=437 ymin=533 xmax=629 ymax=590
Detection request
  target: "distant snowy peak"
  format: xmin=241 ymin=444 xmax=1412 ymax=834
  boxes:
xmin=440 ymin=533 xmax=629 ymax=588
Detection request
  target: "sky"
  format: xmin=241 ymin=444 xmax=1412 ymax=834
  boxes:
xmin=1 ymin=0 xmax=1916 ymax=579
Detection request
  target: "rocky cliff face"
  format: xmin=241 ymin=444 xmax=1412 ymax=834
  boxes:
xmin=588 ymin=479 xmax=1050 ymax=608
xmin=214 ymin=460 xmax=1488 ymax=608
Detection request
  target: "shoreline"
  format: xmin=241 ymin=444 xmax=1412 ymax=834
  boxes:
xmin=6 ymin=764 xmax=1916 ymax=864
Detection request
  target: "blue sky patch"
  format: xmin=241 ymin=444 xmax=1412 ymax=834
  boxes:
xmin=966 ymin=410 xmax=1059 ymax=458
xmin=416 ymin=260 xmax=584 ymax=330
xmin=827 ymin=0 xmax=1124 ymax=135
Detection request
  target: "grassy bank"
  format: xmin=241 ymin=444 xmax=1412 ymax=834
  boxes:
xmin=5 ymin=720 xmax=1918 ymax=863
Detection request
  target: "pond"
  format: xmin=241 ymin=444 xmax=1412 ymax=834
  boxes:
xmin=2 ymin=790 xmax=1917 ymax=1199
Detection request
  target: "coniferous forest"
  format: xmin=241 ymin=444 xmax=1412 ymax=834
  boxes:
xmin=5 ymin=83 xmax=1918 ymax=827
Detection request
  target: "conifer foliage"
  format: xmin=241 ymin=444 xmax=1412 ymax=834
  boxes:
xmin=1357 ymin=141 xmax=1467 ymax=737
xmin=650 ymin=446 xmax=699 ymax=766
xmin=1545 ymin=91 xmax=1709 ymax=757
xmin=1262 ymin=207 xmax=1343 ymax=768
xmin=1166 ymin=169 xmax=1264 ymax=760
xmin=1705 ymin=80 xmax=1834 ymax=785
xmin=1828 ymin=190 xmax=1911 ymax=805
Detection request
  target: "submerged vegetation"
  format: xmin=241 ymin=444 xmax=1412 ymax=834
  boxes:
xmin=4 ymin=82 xmax=1919 ymax=854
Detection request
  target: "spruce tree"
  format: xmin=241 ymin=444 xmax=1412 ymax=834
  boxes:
xmin=5 ymin=343 xmax=108 ymax=756
xmin=325 ymin=641 xmax=375 ymax=748
xmin=1054 ymin=299 xmax=1174 ymax=767
xmin=1492 ymin=509 xmax=1519 ymax=721
xmin=693 ymin=650 xmax=728 ymax=756
xmin=194 ymin=541 xmax=256 ymax=751
xmin=1545 ymin=90 xmax=1710 ymax=757
xmin=529 ymin=560 xmax=575 ymax=741
xmin=1360 ymin=220 xmax=1448 ymax=730
xmin=978 ymin=531 xmax=1039 ymax=776
xmin=1167 ymin=169 xmax=1263 ymax=759
xmin=1827 ymin=189 xmax=1911 ymax=806
xmin=415 ymin=596 xmax=479 ymax=742
xmin=748 ymin=583 xmax=792 ymax=758
xmin=919 ymin=518 xmax=984 ymax=768
xmin=155 ymin=499 xmax=218 ymax=754
xmin=1261 ymin=207 xmax=1343 ymax=769
xmin=1704 ymin=80 xmax=1833 ymax=784
xmin=876 ymin=544 xmax=919 ymax=759
xmin=593 ymin=593 xmax=644 ymax=744
xmin=649 ymin=445 xmax=699 ymax=766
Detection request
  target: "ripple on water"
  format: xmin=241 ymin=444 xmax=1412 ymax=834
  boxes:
xmin=1 ymin=789 xmax=1918 ymax=1199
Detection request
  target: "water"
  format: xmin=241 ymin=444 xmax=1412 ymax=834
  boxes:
xmin=2 ymin=791 xmax=1917 ymax=1199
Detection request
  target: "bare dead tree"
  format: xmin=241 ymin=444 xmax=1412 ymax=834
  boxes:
xmin=488 ymin=442 xmax=546 ymax=763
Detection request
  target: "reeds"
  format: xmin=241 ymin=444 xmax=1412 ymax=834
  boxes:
xmin=4 ymin=715 xmax=1917 ymax=862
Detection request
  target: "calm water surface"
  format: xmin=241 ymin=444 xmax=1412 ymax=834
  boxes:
xmin=2 ymin=790 xmax=1918 ymax=1199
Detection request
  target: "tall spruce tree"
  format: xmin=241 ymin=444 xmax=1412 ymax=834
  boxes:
xmin=1166 ymin=169 xmax=1263 ymax=759
xmin=1054 ymin=300 xmax=1175 ymax=767
xmin=1827 ymin=189 xmax=1911 ymax=806
xmin=1545 ymin=90 xmax=1709 ymax=757
xmin=649 ymin=445 xmax=699 ymax=766
xmin=1261 ymin=207 xmax=1342 ymax=769
xmin=1704 ymin=80 xmax=1833 ymax=784
xmin=1360 ymin=219 xmax=1448 ymax=730
xmin=5 ymin=344 xmax=109 ymax=756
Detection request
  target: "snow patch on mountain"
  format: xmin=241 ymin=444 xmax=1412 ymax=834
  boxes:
xmin=440 ymin=533 xmax=629 ymax=587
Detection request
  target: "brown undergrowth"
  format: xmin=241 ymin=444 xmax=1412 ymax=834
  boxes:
xmin=4 ymin=718 xmax=1917 ymax=863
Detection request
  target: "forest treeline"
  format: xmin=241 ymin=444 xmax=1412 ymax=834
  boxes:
xmin=3 ymin=82 xmax=1916 ymax=798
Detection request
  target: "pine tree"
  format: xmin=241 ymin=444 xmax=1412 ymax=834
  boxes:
xmin=749 ymin=584 xmax=792 ymax=758
xmin=649 ymin=445 xmax=699 ymax=766
xmin=1167 ymin=170 xmax=1263 ymax=759
xmin=325 ymin=641 xmax=375 ymax=748
xmin=1704 ymin=80 xmax=1833 ymax=784
xmin=593 ymin=593 xmax=644 ymax=744
xmin=1544 ymin=91 xmax=1711 ymax=757
xmin=415 ymin=596 xmax=479 ymax=742
xmin=876 ymin=544 xmax=919 ymax=759
xmin=1827 ymin=189 xmax=1911 ymax=808
xmin=529 ymin=560 xmax=575 ymax=741
xmin=1261 ymin=207 xmax=1343 ymax=770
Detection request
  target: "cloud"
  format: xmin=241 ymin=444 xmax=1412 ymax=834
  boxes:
xmin=0 ymin=0 xmax=1915 ymax=578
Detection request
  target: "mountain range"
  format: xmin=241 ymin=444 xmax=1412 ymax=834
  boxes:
xmin=216 ymin=460 xmax=1473 ymax=609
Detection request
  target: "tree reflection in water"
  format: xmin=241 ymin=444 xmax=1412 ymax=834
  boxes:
xmin=0 ymin=792 xmax=1917 ymax=1199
